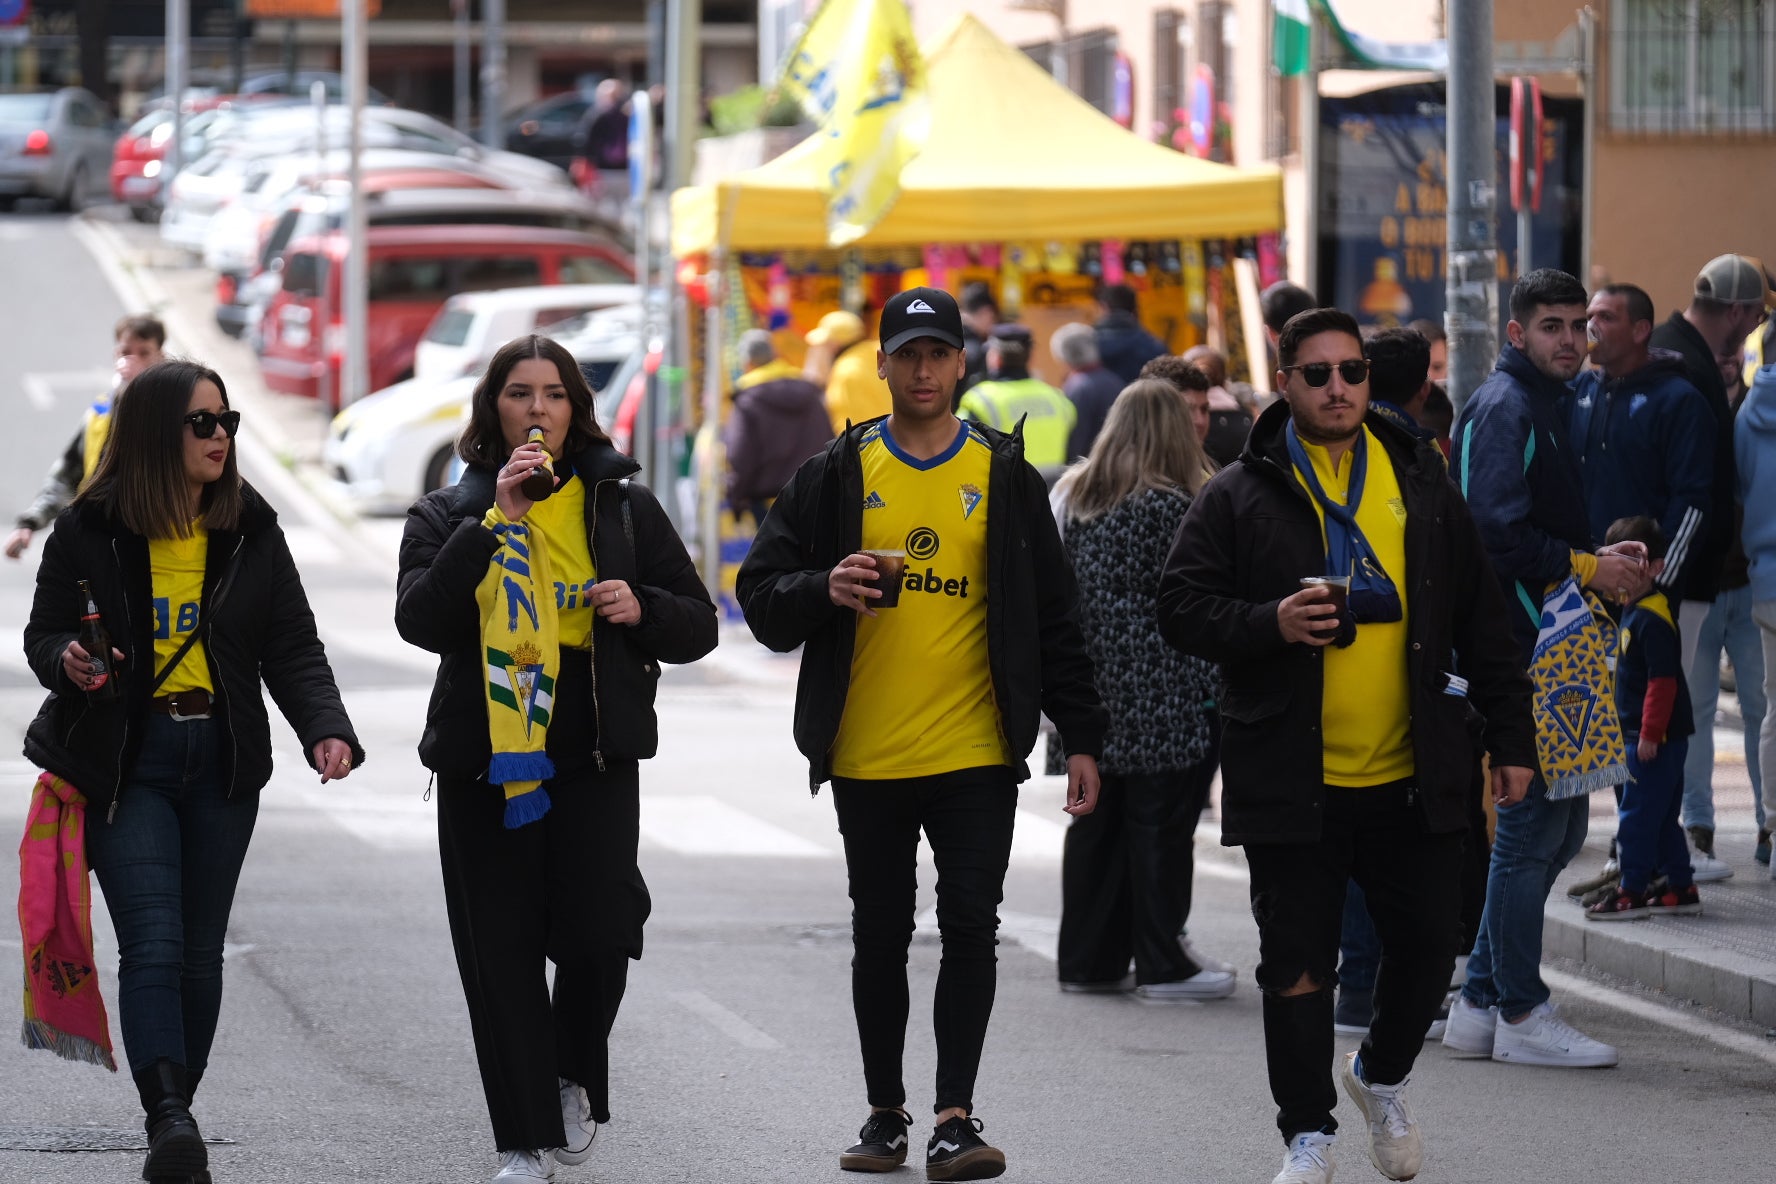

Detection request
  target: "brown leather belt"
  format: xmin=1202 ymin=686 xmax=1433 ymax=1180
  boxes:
xmin=149 ymin=690 xmax=213 ymax=720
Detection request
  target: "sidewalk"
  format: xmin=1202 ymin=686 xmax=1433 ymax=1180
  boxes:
xmin=75 ymin=208 xmax=1776 ymax=1028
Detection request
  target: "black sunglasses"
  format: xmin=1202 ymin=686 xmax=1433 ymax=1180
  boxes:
xmin=1281 ymin=359 xmax=1370 ymax=388
xmin=183 ymin=409 xmax=241 ymax=439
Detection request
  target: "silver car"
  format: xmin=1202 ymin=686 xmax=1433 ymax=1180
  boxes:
xmin=0 ymin=88 xmax=114 ymax=211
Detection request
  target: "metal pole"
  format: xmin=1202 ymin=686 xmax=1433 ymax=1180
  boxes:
xmin=312 ymin=79 xmax=331 ymax=417
xmin=481 ymin=0 xmax=506 ymax=149
xmin=342 ymin=0 xmax=369 ymax=407
xmin=1579 ymin=7 xmax=1598 ymax=291
xmin=1299 ymin=15 xmax=1322 ymax=294
xmin=629 ymin=89 xmax=656 ymax=491
xmin=1444 ymin=0 xmax=1499 ymax=416
xmin=646 ymin=0 xmax=666 ymax=86
xmin=664 ymin=0 xmax=700 ymax=195
xmin=166 ymin=0 xmax=187 ymax=186
xmin=453 ymin=0 xmax=471 ymax=135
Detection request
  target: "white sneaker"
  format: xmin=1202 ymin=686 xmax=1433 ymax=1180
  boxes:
xmin=1181 ymin=934 xmax=1238 ymax=976
xmin=1134 ymin=967 xmax=1237 ymax=1001
xmin=493 ymin=1149 xmax=555 ymax=1182
xmin=1491 ymin=1002 xmax=1618 ymax=1068
xmin=555 ymin=1078 xmax=597 ymax=1165
xmin=1440 ymin=995 xmax=1496 ymax=1058
xmin=1690 ymin=847 xmax=1734 ymax=883
xmin=1339 ymin=1052 xmax=1422 ymax=1181
xmin=1272 ymin=1130 xmax=1336 ymax=1184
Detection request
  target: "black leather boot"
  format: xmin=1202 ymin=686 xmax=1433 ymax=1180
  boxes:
xmin=133 ymin=1059 xmax=208 ymax=1181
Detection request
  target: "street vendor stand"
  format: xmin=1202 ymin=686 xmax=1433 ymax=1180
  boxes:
xmin=671 ymin=14 xmax=1287 ymax=610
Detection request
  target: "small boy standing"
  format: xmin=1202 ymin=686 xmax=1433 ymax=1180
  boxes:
xmin=1588 ymin=515 xmax=1701 ymax=920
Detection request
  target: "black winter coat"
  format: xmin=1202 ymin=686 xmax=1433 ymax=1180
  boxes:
xmin=1157 ymin=403 xmax=1536 ymax=846
xmin=395 ymin=442 xmax=717 ymax=776
xmin=23 ymin=485 xmax=362 ymax=820
xmin=735 ymin=416 xmax=1108 ymax=791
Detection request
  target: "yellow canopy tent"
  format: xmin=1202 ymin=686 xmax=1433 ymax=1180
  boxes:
xmin=671 ymin=13 xmax=1284 ymax=255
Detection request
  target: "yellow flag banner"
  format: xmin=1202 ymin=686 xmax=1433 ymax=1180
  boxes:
xmin=777 ymin=0 xmax=930 ymax=246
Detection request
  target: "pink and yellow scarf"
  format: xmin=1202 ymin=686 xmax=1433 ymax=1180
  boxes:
xmin=18 ymin=773 xmax=115 ymax=1069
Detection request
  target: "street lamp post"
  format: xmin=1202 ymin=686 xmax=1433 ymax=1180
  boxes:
xmin=1444 ymin=0 xmax=1499 ymax=416
xmin=482 ymin=0 xmax=506 ymax=149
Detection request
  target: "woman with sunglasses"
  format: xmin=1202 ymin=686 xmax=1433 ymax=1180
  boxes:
xmin=23 ymin=359 xmax=363 ymax=1184
xmin=395 ymin=334 xmax=716 ymax=1183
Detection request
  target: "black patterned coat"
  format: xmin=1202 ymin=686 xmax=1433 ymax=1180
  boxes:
xmin=1049 ymin=487 xmax=1217 ymax=776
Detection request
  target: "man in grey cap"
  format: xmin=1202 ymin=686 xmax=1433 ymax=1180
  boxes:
xmin=1649 ymin=254 xmax=1774 ymax=877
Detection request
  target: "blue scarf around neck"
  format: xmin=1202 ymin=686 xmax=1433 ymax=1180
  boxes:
xmin=1284 ymin=422 xmax=1404 ymax=635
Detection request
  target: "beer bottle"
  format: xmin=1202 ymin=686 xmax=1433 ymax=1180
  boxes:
xmin=77 ymin=579 xmax=119 ymax=701
xmin=519 ymin=426 xmax=557 ymax=502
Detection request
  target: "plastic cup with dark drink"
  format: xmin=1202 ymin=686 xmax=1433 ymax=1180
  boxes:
xmin=864 ymin=550 xmax=907 ymax=608
xmin=1299 ymin=575 xmax=1350 ymax=637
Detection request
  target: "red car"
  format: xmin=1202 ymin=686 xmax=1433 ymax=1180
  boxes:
xmin=110 ymin=109 xmax=174 ymax=218
xmin=257 ymin=223 xmax=633 ymax=406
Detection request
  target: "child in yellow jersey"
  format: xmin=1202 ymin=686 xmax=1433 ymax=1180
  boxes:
xmin=738 ymin=288 xmax=1108 ymax=1181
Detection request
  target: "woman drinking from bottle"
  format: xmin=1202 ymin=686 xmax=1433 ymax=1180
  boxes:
xmin=395 ymin=334 xmax=717 ymax=1183
xmin=23 ymin=359 xmax=363 ymax=1184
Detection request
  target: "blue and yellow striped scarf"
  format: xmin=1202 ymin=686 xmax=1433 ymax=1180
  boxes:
xmin=1531 ymin=577 xmax=1629 ymax=799
xmin=477 ymin=506 xmax=559 ymax=827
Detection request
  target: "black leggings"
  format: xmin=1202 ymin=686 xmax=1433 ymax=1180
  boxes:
xmin=437 ymin=761 xmax=650 ymax=1150
xmin=831 ymin=766 xmax=1016 ymax=1116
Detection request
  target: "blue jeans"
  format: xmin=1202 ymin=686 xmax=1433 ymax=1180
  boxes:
xmin=1684 ymin=585 xmax=1768 ymax=832
xmin=85 ymin=715 xmax=258 ymax=1075
xmin=1620 ymin=736 xmax=1692 ymax=893
xmin=1460 ymin=779 xmax=1588 ymax=1021
xmin=1338 ymin=881 xmax=1380 ymax=994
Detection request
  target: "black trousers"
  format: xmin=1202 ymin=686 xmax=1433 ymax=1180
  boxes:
xmin=1243 ymin=783 xmax=1463 ymax=1142
xmin=1057 ymin=766 xmax=1211 ymax=985
xmin=437 ymin=761 xmax=650 ymax=1150
xmin=830 ymin=766 xmax=1016 ymax=1116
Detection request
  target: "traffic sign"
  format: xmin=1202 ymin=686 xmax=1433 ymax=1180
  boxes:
xmin=0 ymin=0 xmax=29 ymax=29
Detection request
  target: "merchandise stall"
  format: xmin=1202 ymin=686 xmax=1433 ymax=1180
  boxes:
xmin=670 ymin=14 xmax=1288 ymax=610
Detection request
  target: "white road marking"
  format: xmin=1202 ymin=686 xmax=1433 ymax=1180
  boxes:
xmin=669 ymin=990 xmax=781 ymax=1049
xmin=639 ymin=795 xmax=829 ymax=858
xmin=20 ymin=369 xmax=111 ymax=411
xmin=1010 ymin=808 xmax=1068 ymax=863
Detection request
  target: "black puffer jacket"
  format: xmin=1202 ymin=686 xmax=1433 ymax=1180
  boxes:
xmin=395 ymin=441 xmax=717 ymax=776
xmin=1157 ymin=403 xmax=1536 ymax=845
xmin=23 ymin=485 xmax=363 ymax=819
xmin=735 ymin=416 xmax=1107 ymax=790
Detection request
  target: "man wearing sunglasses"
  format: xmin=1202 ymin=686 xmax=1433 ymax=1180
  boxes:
xmin=1158 ymin=307 xmax=1534 ymax=1184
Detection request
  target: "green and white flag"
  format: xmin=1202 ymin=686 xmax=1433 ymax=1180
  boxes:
xmin=1273 ymin=0 xmax=1312 ymax=77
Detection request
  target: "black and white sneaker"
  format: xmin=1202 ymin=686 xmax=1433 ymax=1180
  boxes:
xmin=840 ymin=1107 xmax=911 ymax=1172
xmin=925 ymin=1115 xmax=1006 ymax=1181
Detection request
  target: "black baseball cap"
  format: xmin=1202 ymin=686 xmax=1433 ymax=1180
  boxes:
xmin=879 ymin=286 xmax=965 ymax=353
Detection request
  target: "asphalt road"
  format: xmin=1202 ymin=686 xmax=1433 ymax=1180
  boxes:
xmin=0 ymin=210 xmax=1770 ymax=1184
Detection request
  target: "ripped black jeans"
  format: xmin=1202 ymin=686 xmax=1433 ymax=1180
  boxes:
xmin=1243 ymin=782 xmax=1464 ymax=1142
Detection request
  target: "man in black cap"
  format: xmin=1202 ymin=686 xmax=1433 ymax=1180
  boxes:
xmin=958 ymin=323 xmax=1077 ymax=475
xmin=737 ymin=286 xmax=1106 ymax=1182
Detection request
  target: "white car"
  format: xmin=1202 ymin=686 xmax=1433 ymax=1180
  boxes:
xmin=324 ymin=316 xmax=638 ymax=513
xmin=414 ymin=284 xmax=638 ymax=381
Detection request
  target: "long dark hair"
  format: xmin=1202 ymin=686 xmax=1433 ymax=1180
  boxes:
xmin=456 ymin=335 xmax=611 ymax=469
xmin=76 ymin=359 xmax=242 ymax=538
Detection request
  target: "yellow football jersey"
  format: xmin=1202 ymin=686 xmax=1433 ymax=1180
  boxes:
xmin=149 ymin=528 xmax=213 ymax=695
xmin=526 ymin=474 xmax=598 ymax=649
xmin=831 ymin=420 xmax=1009 ymax=779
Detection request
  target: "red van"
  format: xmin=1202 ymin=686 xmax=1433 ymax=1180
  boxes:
xmin=257 ymin=223 xmax=632 ymax=404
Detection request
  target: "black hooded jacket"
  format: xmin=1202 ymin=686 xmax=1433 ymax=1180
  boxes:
xmin=1157 ymin=403 xmax=1536 ymax=845
xmin=735 ymin=416 xmax=1107 ymax=790
xmin=23 ymin=484 xmax=363 ymax=819
xmin=395 ymin=440 xmax=717 ymax=777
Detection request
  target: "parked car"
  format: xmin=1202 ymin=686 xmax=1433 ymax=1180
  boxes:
xmin=414 ymin=283 xmax=638 ymax=380
xmin=323 ymin=309 xmax=637 ymax=512
xmin=504 ymin=91 xmax=595 ymax=171
xmin=110 ymin=108 xmax=173 ymax=219
xmin=257 ymin=224 xmax=634 ymax=405
xmin=0 ymin=89 xmax=115 ymax=211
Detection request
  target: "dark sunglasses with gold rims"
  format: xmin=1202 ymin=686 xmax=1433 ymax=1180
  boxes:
xmin=183 ymin=409 xmax=241 ymax=438
xmin=1279 ymin=359 xmax=1370 ymax=388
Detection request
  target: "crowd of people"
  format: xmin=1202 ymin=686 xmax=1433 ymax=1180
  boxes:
xmin=16 ymin=248 xmax=1776 ymax=1184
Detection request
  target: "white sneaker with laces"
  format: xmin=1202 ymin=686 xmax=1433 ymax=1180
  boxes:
xmin=1690 ymin=846 xmax=1734 ymax=883
xmin=1491 ymin=1002 xmax=1618 ymax=1067
xmin=1339 ymin=1052 xmax=1422 ymax=1181
xmin=1180 ymin=934 xmax=1238 ymax=977
xmin=1440 ymin=995 xmax=1497 ymax=1058
xmin=493 ymin=1149 xmax=555 ymax=1182
xmin=1134 ymin=967 xmax=1237 ymax=1001
xmin=1272 ymin=1131 xmax=1336 ymax=1184
xmin=555 ymin=1078 xmax=597 ymax=1165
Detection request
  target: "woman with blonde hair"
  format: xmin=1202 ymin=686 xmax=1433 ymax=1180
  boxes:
xmin=1050 ymin=379 xmax=1234 ymax=1000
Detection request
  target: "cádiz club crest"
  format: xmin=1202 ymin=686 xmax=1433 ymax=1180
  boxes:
xmin=488 ymin=640 xmax=554 ymax=738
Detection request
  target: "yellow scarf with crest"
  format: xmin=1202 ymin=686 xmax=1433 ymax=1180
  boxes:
xmin=477 ymin=506 xmax=559 ymax=827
